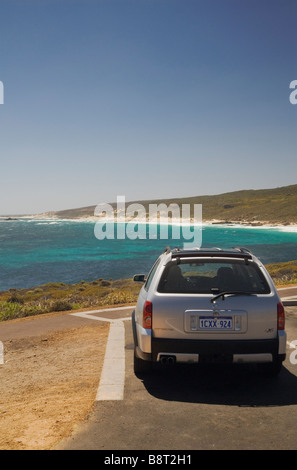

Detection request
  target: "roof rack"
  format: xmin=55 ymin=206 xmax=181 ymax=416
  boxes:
xmin=163 ymin=246 xmax=253 ymax=259
xmin=232 ymin=246 xmax=253 ymax=254
xmin=167 ymin=247 xmax=253 ymax=260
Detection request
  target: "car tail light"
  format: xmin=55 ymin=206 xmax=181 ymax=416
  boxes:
xmin=143 ymin=301 xmax=152 ymax=329
xmin=277 ymin=302 xmax=285 ymax=330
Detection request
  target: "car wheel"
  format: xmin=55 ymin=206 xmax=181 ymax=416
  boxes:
xmin=258 ymin=358 xmax=283 ymax=377
xmin=134 ymin=348 xmax=151 ymax=377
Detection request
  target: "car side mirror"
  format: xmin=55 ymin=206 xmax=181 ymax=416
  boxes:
xmin=133 ymin=274 xmax=146 ymax=283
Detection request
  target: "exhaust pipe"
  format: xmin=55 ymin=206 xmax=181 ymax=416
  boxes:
xmin=160 ymin=355 xmax=176 ymax=365
xmin=167 ymin=356 xmax=175 ymax=365
xmin=158 ymin=353 xmax=199 ymax=364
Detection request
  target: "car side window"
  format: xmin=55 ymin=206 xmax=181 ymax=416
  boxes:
xmin=144 ymin=258 xmax=161 ymax=292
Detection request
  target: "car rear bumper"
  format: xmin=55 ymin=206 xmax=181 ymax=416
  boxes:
xmin=150 ymin=337 xmax=286 ymax=364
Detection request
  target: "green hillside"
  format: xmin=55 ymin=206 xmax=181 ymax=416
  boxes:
xmin=49 ymin=184 xmax=297 ymax=224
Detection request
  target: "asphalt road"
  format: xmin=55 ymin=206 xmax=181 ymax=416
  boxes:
xmin=57 ymin=293 xmax=297 ymax=451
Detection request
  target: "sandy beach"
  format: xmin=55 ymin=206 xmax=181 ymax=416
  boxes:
xmin=5 ymin=214 xmax=297 ymax=233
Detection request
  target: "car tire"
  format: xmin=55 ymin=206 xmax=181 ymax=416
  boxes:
xmin=258 ymin=357 xmax=283 ymax=377
xmin=134 ymin=348 xmax=151 ymax=377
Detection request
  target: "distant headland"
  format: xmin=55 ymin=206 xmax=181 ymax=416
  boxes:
xmin=3 ymin=184 xmax=297 ymax=227
xmin=34 ymin=184 xmax=297 ymax=226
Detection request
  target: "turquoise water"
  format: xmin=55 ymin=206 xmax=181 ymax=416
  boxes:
xmin=0 ymin=219 xmax=296 ymax=290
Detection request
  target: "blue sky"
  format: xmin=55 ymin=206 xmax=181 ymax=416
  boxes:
xmin=0 ymin=0 xmax=296 ymax=214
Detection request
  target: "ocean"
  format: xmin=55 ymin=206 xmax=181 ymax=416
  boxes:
xmin=0 ymin=218 xmax=296 ymax=291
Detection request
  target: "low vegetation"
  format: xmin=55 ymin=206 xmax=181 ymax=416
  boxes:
xmin=0 ymin=260 xmax=296 ymax=322
xmin=265 ymin=260 xmax=297 ymax=287
xmin=0 ymin=278 xmax=141 ymax=322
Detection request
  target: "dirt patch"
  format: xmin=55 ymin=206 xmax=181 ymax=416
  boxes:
xmin=0 ymin=322 xmax=109 ymax=450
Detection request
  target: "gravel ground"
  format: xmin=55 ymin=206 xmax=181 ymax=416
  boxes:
xmin=0 ymin=320 xmax=109 ymax=450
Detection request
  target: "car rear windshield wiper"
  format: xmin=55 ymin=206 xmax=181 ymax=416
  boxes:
xmin=211 ymin=291 xmax=257 ymax=303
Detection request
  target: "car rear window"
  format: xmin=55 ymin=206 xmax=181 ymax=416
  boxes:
xmin=158 ymin=259 xmax=270 ymax=294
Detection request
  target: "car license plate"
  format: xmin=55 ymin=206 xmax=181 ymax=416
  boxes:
xmin=199 ymin=316 xmax=233 ymax=330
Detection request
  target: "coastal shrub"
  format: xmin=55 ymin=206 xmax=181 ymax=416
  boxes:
xmin=102 ymin=290 xmax=136 ymax=305
xmin=71 ymin=303 xmax=82 ymax=310
xmin=0 ymin=301 xmax=22 ymax=321
xmin=42 ymin=282 xmax=65 ymax=288
xmin=33 ymin=288 xmax=43 ymax=293
xmin=266 ymin=261 xmax=297 ymax=286
xmin=51 ymin=300 xmax=73 ymax=312
xmin=21 ymin=304 xmax=47 ymax=317
xmin=7 ymin=294 xmax=24 ymax=304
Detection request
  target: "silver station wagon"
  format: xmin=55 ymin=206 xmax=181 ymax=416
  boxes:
xmin=132 ymin=247 xmax=286 ymax=376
